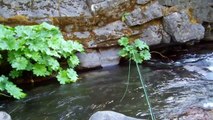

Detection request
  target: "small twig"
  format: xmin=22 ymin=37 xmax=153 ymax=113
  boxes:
xmin=9 ymin=106 xmax=19 ymax=114
xmin=151 ymin=51 xmax=169 ymax=60
xmin=0 ymin=92 xmax=11 ymax=98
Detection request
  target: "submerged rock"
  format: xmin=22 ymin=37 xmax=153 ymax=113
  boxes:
xmin=89 ymin=111 xmax=143 ymax=120
xmin=174 ymin=107 xmax=213 ymax=120
xmin=0 ymin=111 xmax=11 ymax=120
xmin=163 ymin=11 xmax=205 ymax=43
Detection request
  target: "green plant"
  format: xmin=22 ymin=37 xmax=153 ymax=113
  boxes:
xmin=121 ymin=12 xmax=130 ymax=22
xmin=0 ymin=23 xmax=84 ymax=99
xmin=118 ymin=37 xmax=155 ymax=120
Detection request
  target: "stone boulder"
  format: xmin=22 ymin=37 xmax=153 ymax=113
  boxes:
xmin=87 ymin=0 xmax=131 ymax=21
xmin=89 ymin=111 xmax=143 ymax=120
xmin=0 ymin=0 xmax=92 ymax=19
xmin=77 ymin=51 xmax=101 ymax=69
xmin=93 ymin=20 xmax=132 ymax=42
xmin=139 ymin=25 xmax=162 ymax=45
xmin=0 ymin=111 xmax=11 ymax=120
xmin=88 ymin=0 xmax=130 ymax=14
xmin=99 ymin=48 xmax=121 ymax=67
xmin=173 ymin=107 xmax=213 ymax=120
xmin=91 ymin=20 xmax=132 ymax=48
xmin=139 ymin=24 xmax=171 ymax=46
xmin=125 ymin=1 xmax=164 ymax=26
xmin=163 ymin=11 xmax=205 ymax=43
xmin=77 ymin=48 xmax=121 ymax=68
xmin=158 ymin=0 xmax=213 ymax=23
xmin=59 ymin=0 xmax=92 ymax=18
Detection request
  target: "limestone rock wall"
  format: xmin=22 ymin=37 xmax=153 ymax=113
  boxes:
xmin=0 ymin=0 xmax=211 ymax=68
xmin=158 ymin=0 xmax=213 ymax=23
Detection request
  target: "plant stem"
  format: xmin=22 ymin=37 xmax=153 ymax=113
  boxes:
xmin=135 ymin=62 xmax=155 ymax=120
xmin=0 ymin=92 xmax=11 ymax=97
xmin=120 ymin=59 xmax=131 ymax=102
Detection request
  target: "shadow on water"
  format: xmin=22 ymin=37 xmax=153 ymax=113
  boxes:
xmin=0 ymin=42 xmax=213 ymax=120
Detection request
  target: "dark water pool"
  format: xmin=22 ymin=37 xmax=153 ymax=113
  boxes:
xmin=1 ymin=43 xmax=213 ymax=120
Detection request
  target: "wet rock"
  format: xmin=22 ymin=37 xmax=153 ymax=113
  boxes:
xmin=163 ymin=11 xmax=205 ymax=43
xmin=89 ymin=111 xmax=143 ymax=120
xmin=174 ymin=107 xmax=213 ymax=120
xmin=125 ymin=1 xmax=164 ymax=26
xmin=139 ymin=25 xmax=162 ymax=46
xmin=77 ymin=51 xmax=101 ymax=69
xmin=93 ymin=20 xmax=132 ymax=42
xmin=99 ymin=48 xmax=121 ymax=67
xmin=136 ymin=0 xmax=150 ymax=5
xmin=0 ymin=111 xmax=11 ymax=120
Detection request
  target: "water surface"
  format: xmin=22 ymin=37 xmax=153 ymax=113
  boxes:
xmin=1 ymin=43 xmax=213 ymax=120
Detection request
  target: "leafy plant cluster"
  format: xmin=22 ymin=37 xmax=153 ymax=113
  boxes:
xmin=118 ymin=37 xmax=151 ymax=63
xmin=118 ymin=37 xmax=155 ymax=120
xmin=0 ymin=23 xmax=84 ymax=99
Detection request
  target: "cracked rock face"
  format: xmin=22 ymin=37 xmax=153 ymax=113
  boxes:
xmin=92 ymin=20 xmax=132 ymax=43
xmin=59 ymin=0 xmax=92 ymax=18
xmin=163 ymin=11 xmax=205 ymax=43
xmin=77 ymin=48 xmax=121 ymax=68
xmin=158 ymin=0 xmax=213 ymax=22
xmin=139 ymin=25 xmax=163 ymax=46
xmin=139 ymin=24 xmax=171 ymax=45
xmin=0 ymin=0 xmax=209 ymax=69
xmin=125 ymin=1 xmax=164 ymax=26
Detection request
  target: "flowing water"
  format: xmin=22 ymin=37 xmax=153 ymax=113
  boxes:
xmin=0 ymin=43 xmax=213 ymax=120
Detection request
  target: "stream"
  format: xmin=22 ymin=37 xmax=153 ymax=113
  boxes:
xmin=0 ymin=43 xmax=213 ymax=120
